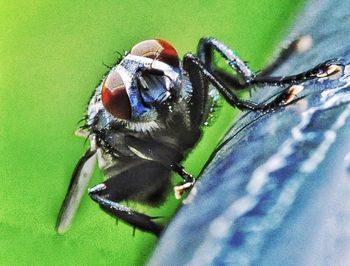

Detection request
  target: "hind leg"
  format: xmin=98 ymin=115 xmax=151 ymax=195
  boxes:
xmin=88 ymin=161 xmax=171 ymax=237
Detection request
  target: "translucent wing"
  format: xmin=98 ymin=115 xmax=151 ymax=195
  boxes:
xmin=56 ymin=149 xmax=97 ymax=234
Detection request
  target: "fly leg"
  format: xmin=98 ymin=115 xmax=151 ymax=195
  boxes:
xmin=196 ymin=37 xmax=255 ymax=90
xmin=170 ymin=164 xmax=195 ymax=199
xmin=197 ymin=37 xmax=343 ymax=87
xmin=194 ymin=37 xmax=344 ymax=109
xmin=88 ymin=183 xmax=163 ymax=237
xmin=207 ymin=35 xmax=314 ymax=88
xmin=184 ymin=53 xmax=279 ymax=110
xmin=125 ymin=136 xmax=195 ymax=199
xmin=87 ymin=160 xmax=171 ymax=237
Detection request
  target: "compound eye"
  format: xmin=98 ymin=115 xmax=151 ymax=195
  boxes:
xmin=101 ymin=70 xmax=131 ymax=119
xmin=130 ymin=39 xmax=179 ymax=68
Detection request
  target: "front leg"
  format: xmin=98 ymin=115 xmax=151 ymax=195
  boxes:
xmin=206 ymin=35 xmax=313 ymax=88
xmin=183 ymin=53 xmax=344 ymax=111
xmin=184 ymin=54 xmax=267 ymax=111
xmin=170 ymin=164 xmax=195 ymax=199
xmin=197 ymin=37 xmax=344 ymax=90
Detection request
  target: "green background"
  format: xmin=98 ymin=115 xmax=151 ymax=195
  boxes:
xmin=0 ymin=1 xmax=304 ymax=265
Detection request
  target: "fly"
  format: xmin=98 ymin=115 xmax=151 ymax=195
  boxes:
xmin=56 ymin=37 xmax=344 ymax=237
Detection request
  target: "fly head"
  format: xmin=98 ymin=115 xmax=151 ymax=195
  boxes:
xmin=101 ymin=39 xmax=183 ymax=126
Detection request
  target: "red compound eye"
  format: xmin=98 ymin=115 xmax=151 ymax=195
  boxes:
xmin=101 ymin=70 xmax=131 ymax=119
xmin=130 ymin=39 xmax=179 ymax=68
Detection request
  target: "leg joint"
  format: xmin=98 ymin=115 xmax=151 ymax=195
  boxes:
xmin=88 ymin=183 xmax=106 ymax=196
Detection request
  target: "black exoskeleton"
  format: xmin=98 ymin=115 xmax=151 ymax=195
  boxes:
xmin=57 ymin=37 xmax=344 ymax=237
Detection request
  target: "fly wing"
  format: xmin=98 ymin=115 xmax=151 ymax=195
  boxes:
xmin=56 ymin=149 xmax=97 ymax=234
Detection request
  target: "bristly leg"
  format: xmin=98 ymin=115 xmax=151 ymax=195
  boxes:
xmin=184 ymin=54 xmax=273 ymax=111
xmin=186 ymin=37 xmax=345 ymax=111
xmin=170 ymin=164 xmax=195 ymax=199
xmin=87 ymin=161 xmax=172 ymax=237
xmin=207 ymin=35 xmax=314 ymax=88
xmin=88 ymin=183 xmax=164 ymax=237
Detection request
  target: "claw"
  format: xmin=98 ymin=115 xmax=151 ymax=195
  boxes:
xmin=316 ymin=64 xmax=343 ymax=79
xmin=174 ymin=182 xmax=193 ymax=199
xmin=283 ymin=85 xmax=305 ymax=105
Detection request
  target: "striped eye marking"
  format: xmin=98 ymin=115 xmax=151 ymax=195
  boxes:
xmin=130 ymin=39 xmax=179 ymax=68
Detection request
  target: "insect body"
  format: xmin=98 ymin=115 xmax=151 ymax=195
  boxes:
xmin=56 ymin=37 xmax=343 ymax=236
